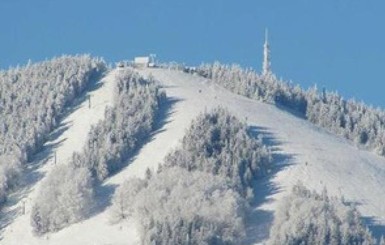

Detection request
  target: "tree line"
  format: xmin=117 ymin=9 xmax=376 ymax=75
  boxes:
xmin=197 ymin=62 xmax=385 ymax=157
xmin=111 ymin=107 xmax=273 ymax=244
xmin=31 ymin=68 xmax=165 ymax=235
xmin=0 ymin=55 xmax=106 ymax=207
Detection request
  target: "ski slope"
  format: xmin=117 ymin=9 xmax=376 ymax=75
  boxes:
xmin=0 ymin=69 xmax=117 ymax=244
xmin=2 ymin=67 xmax=385 ymax=244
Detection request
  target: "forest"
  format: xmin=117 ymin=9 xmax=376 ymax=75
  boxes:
xmin=111 ymin=108 xmax=273 ymax=244
xmin=268 ymin=183 xmax=375 ymax=245
xmin=197 ymin=62 xmax=385 ymax=157
xmin=1 ymin=57 xmax=382 ymax=244
xmin=110 ymin=107 xmax=376 ymax=244
xmin=31 ymin=68 xmax=165 ymax=234
xmin=69 ymin=69 xmax=165 ymax=180
xmin=0 ymin=55 xmax=106 ymax=207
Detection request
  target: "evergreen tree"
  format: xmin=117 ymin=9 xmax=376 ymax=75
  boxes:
xmin=268 ymin=183 xmax=375 ymax=245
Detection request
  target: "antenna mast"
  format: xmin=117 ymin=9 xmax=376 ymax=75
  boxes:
xmin=262 ymin=28 xmax=272 ymax=76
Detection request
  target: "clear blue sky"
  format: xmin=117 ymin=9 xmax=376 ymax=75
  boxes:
xmin=1 ymin=0 xmax=384 ymax=107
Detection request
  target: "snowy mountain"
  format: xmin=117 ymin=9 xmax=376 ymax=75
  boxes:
xmin=2 ymin=65 xmax=385 ymax=244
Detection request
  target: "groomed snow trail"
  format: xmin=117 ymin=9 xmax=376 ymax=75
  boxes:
xmin=137 ymin=69 xmax=385 ymax=244
xmin=1 ymin=69 xmax=117 ymax=245
xmin=3 ymin=68 xmax=385 ymax=244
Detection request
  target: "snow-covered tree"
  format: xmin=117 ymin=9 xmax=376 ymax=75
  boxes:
xmin=164 ymin=107 xmax=272 ymax=199
xmin=110 ymin=107 xmax=276 ymax=244
xmin=268 ymin=183 xmax=375 ymax=245
xmin=197 ymin=62 xmax=385 ymax=160
xmin=70 ymin=68 xmax=165 ymax=180
xmin=0 ymin=155 xmax=22 ymax=204
xmin=31 ymin=68 xmax=164 ymax=235
xmin=110 ymin=177 xmax=147 ymax=223
xmin=0 ymin=55 xmax=106 ymax=209
xmin=112 ymin=167 xmax=246 ymax=245
xmin=379 ymin=236 xmax=385 ymax=245
xmin=31 ymin=164 xmax=93 ymax=235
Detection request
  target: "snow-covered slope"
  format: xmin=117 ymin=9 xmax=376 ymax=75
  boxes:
xmin=2 ymin=67 xmax=385 ymax=244
xmin=0 ymin=69 xmax=117 ymax=244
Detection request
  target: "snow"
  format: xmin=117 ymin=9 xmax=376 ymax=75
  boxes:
xmin=2 ymin=67 xmax=385 ymax=244
xmin=0 ymin=69 xmax=117 ymax=244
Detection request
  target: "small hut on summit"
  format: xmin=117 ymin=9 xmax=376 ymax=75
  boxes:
xmin=133 ymin=56 xmax=150 ymax=68
xmin=133 ymin=54 xmax=156 ymax=68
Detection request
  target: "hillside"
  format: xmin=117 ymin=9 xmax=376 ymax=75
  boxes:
xmin=2 ymin=67 xmax=385 ymax=244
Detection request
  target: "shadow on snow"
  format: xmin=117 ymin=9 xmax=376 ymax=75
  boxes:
xmin=0 ymin=71 xmax=105 ymax=237
xmin=87 ymin=96 xmax=182 ymax=218
xmin=242 ymin=125 xmax=296 ymax=245
xmin=362 ymin=214 xmax=385 ymax=241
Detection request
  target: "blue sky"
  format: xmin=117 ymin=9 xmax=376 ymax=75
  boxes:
xmin=1 ymin=0 xmax=384 ymax=107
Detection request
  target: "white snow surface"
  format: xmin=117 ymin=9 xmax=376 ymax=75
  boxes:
xmin=2 ymin=67 xmax=385 ymax=244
